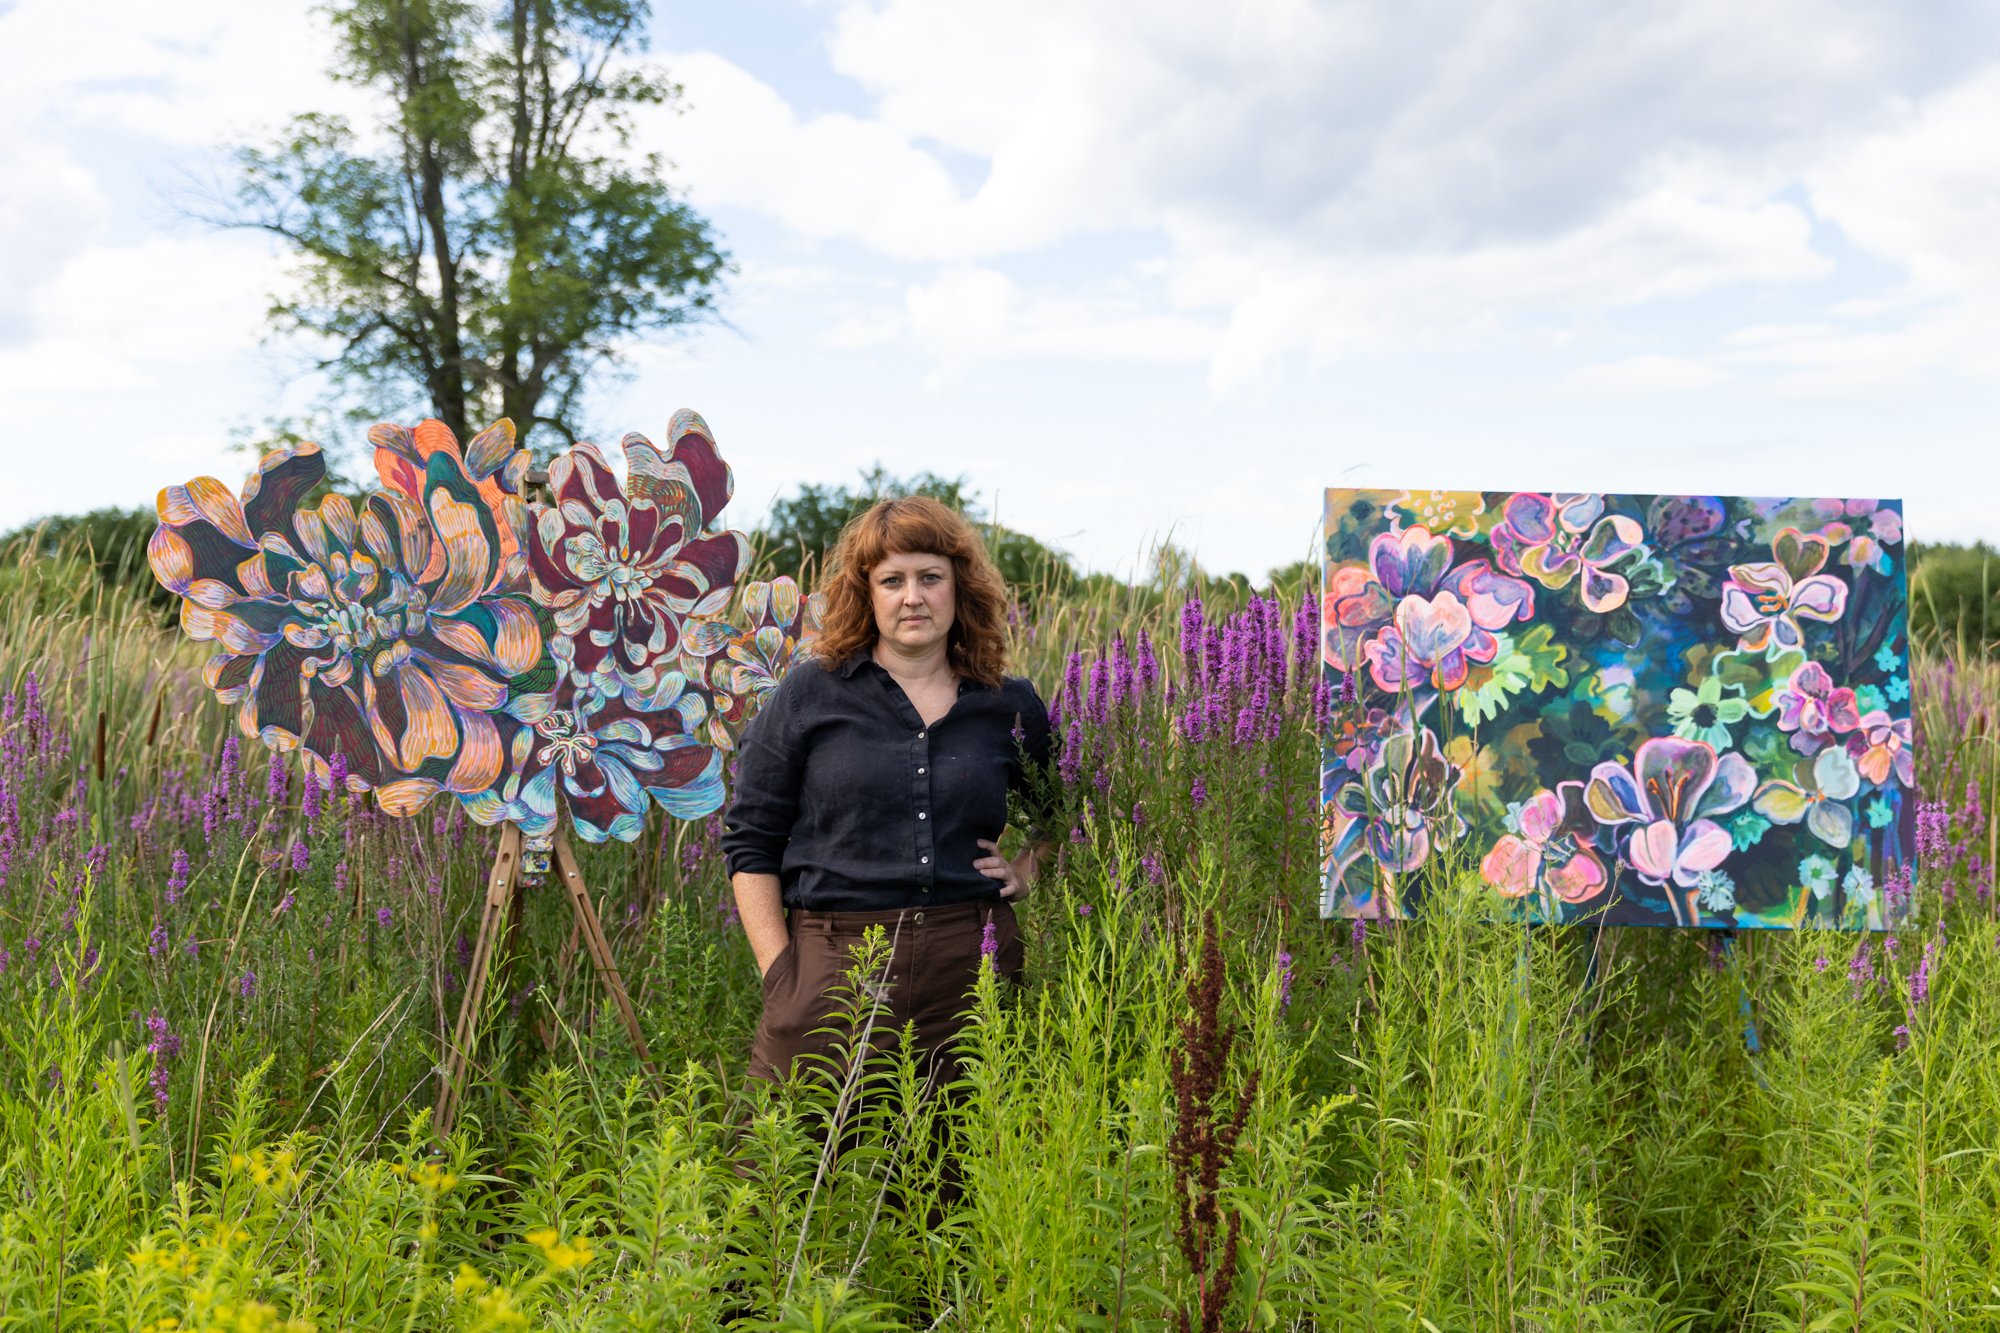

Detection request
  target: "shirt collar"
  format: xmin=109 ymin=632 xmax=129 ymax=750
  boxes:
xmin=835 ymin=650 xmax=872 ymax=679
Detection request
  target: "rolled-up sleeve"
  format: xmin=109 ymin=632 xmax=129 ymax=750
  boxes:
xmin=721 ymin=676 xmax=804 ymax=877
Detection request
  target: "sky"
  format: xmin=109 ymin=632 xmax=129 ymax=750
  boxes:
xmin=2 ymin=0 xmax=1998 ymax=580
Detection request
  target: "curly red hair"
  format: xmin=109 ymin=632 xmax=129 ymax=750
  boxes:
xmin=813 ymin=497 xmax=1011 ymax=688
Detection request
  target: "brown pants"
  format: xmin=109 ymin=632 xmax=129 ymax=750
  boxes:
xmin=747 ymin=897 xmax=1024 ymax=1088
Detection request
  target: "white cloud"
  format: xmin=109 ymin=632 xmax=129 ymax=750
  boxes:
xmin=654 ymin=2 xmax=1990 ymax=388
xmin=0 ymin=232 xmax=299 ymax=528
xmin=1563 ymin=354 xmax=1728 ymax=396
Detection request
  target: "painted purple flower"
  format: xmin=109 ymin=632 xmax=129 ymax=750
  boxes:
xmin=1334 ymin=726 xmax=1467 ymax=872
xmin=1774 ymin=661 xmax=1861 ymax=756
xmin=681 ymin=576 xmax=826 ymax=749
xmin=465 ymin=676 xmax=724 ymax=843
xmin=1490 ymin=493 xmax=1644 ymax=613
xmin=1719 ymin=527 xmax=1849 ymax=656
xmin=529 ymin=414 xmax=749 ymax=702
xmin=1585 ymin=737 xmax=1754 ymax=888
xmin=1322 ymin=526 xmax=1534 ymax=686
xmin=1479 ymin=783 xmax=1609 ymax=904
xmin=1752 ymin=746 xmax=1863 ymax=848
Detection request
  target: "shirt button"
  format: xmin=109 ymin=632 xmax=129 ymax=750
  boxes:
xmin=918 ymin=812 xmax=927 ymax=820
xmin=917 ymin=767 xmax=926 ymax=775
xmin=920 ymin=855 xmax=929 ymax=865
xmin=917 ymin=730 xmax=926 ymax=739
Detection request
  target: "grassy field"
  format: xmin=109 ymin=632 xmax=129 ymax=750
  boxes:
xmin=2 ymin=531 xmax=1998 ymax=1331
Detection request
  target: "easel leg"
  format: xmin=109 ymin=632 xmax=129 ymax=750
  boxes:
xmin=553 ymin=830 xmax=662 ymax=1088
xmin=438 ymin=823 xmax=523 ymax=1137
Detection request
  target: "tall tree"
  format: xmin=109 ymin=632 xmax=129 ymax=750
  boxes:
xmin=226 ymin=0 xmax=726 ymax=450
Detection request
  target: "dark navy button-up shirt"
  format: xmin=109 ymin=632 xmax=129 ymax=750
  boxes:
xmin=720 ymin=651 xmax=1055 ymax=911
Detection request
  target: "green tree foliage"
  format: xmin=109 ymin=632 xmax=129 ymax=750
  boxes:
xmin=755 ymin=465 xmax=1080 ymax=604
xmin=1911 ymin=541 xmax=2000 ymax=655
xmin=222 ymin=0 xmax=727 ymax=452
xmin=0 ymin=508 xmax=175 ymax=619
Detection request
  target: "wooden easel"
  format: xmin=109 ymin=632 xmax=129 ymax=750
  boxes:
xmin=435 ymin=820 xmax=660 ymax=1136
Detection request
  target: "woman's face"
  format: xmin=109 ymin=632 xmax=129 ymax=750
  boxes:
xmin=869 ymin=550 xmax=956 ymax=657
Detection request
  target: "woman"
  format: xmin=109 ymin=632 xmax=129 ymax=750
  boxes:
xmin=721 ymin=496 xmax=1054 ymax=1088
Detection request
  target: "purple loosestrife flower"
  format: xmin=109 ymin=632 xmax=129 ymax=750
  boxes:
xmin=148 ymin=920 xmax=169 ymax=957
xmin=1311 ymin=673 xmax=1333 ymax=730
xmin=1339 ymin=670 xmax=1358 ymax=707
xmin=1848 ymin=942 xmax=1875 ymax=999
xmin=275 ymin=891 xmax=294 ymax=915
xmin=980 ymin=916 xmax=999 ymax=965
xmin=1180 ymin=596 xmax=1205 ymax=680
xmin=289 ymin=840 xmax=309 ymax=873
xmin=238 ymin=971 xmax=256 ymax=999
xmin=1093 ymin=766 xmax=1111 ymax=794
xmin=220 ymin=734 xmax=241 ymax=801
xmin=1077 ymin=902 xmax=1092 ymax=918
xmin=1277 ymin=950 xmax=1294 ymax=1009
xmin=328 ymin=751 xmax=349 ymax=794
xmin=1111 ymin=635 xmax=1133 ymax=706
xmin=1059 ymin=720 xmax=1084 ymax=787
xmin=1290 ymin=599 xmax=1316 ymax=694
xmin=1190 ymin=775 xmax=1208 ymax=810
xmin=1142 ymin=853 xmax=1165 ymax=886
xmin=1137 ymin=630 xmax=1160 ymax=695
xmin=0 ymin=946 xmax=9 ymax=974
xmin=265 ymin=751 xmax=287 ymax=806
xmin=333 ymin=860 xmax=350 ymax=901
xmin=301 ymin=770 xmax=322 ymax=825
xmin=1351 ymin=916 xmax=1368 ymax=949
xmin=1087 ymin=659 xmax=1111 ymax=726
xmin=1062 ymin=651 xmax=1086 ymax=719
xmin=377 ymin=906 xmax=393 ymax=927
xmin=1131 ymin=801 xmax=1147 ymax=830
xmin=1908 ymin=937 xmax=1937 ymax=1007
xmin=1894 ymin=1024 xmax=1911 ymax=1050
xmin=1884 ymin=863 xmax=1913 ymax=913
xmin=1814 ymin=954 xmax=1829 ymax=972
xmin=199 ymin=791 xmax=220 ymax=844
xmin=1916 ymin=801 xmax=1950 ymax=868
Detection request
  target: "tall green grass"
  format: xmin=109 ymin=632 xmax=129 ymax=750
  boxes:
xmin=1 ymin=533 xmax=1997 ymax=1330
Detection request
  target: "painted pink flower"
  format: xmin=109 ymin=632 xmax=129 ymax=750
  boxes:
xmin=1480 ymin=782 xmax=1609 ymax=904
xmin=1773 ymin=661 xmax=1860 ymax=756
xmin=530 ymin=412 xmax=750 ymax=701
xmin=1847 ymin=710 xmax=1914 ymax=789
xmin=1718 ymin=527 xmax=1848 ymax=655
xmin=1585 ymin=737 xmax=1754 ymax=888
xmin=1322 ymin=526 xmax=1533 ymax=690
xmin=1490 ymin=493 xmax=1644 ymax=613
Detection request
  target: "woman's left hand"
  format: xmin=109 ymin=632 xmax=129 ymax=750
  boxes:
xmin=975 ymin=838 xmax=1035 ymax=901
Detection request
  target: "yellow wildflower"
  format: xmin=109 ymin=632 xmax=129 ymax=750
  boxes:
xmin=452 ymin=1263 xmax=488 ymax=1298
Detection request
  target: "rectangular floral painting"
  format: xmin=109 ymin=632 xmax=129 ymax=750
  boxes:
xmin=1320 ymin=489 xmax=1913 ymax=930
